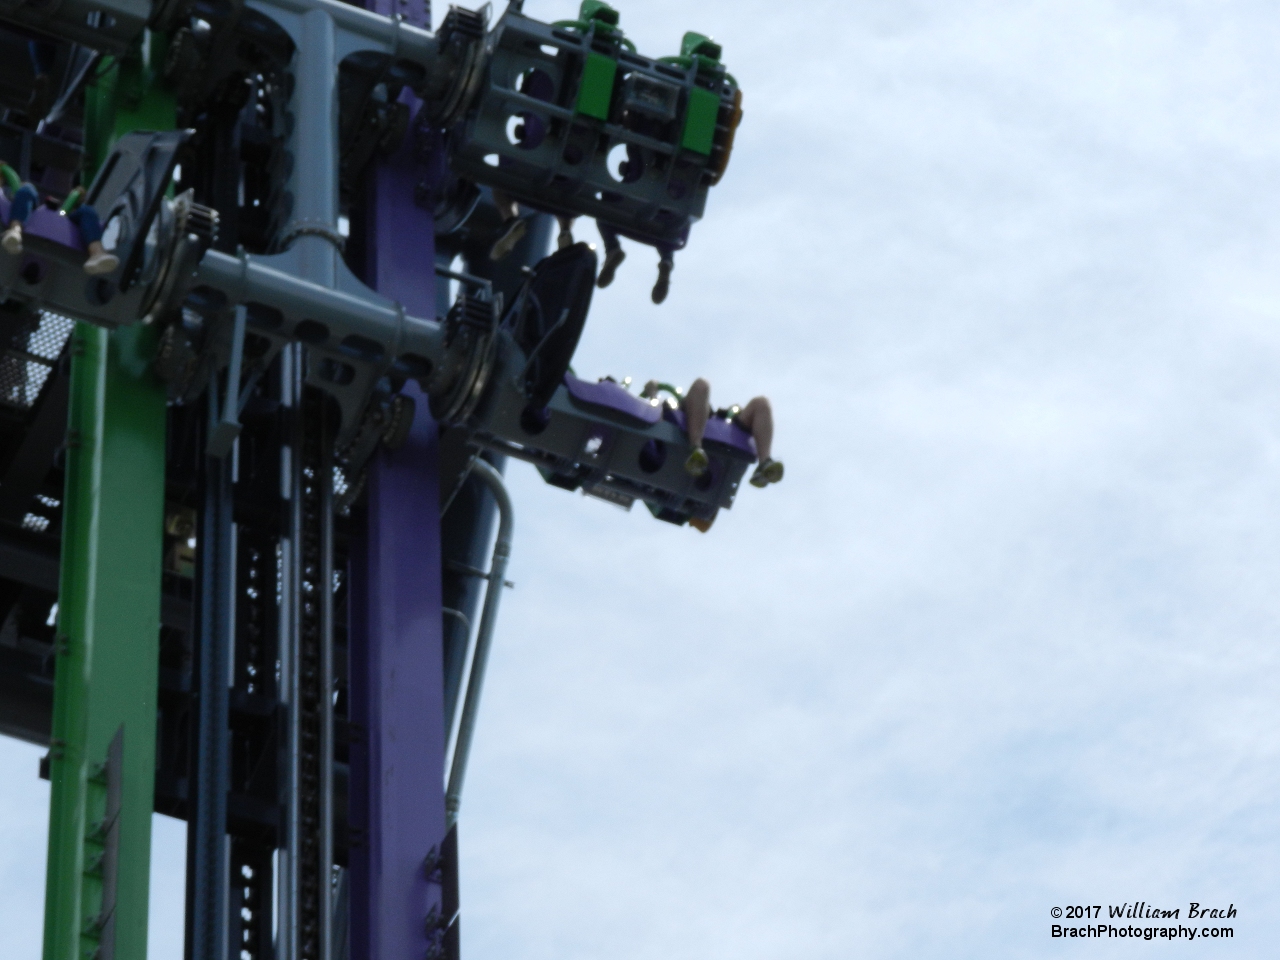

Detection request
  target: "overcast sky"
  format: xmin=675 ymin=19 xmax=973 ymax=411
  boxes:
xmin=5 ymin=0 xmax=1280 ymax=956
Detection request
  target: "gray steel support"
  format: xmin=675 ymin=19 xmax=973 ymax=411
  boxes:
xmin=193 ymin=244 xmax=476 ymax=455
xmin=207 ymin=307 xmax=247 ymax=458
xmin=272 ymin=14 xmax=341 ymax=947
xmin=249 ymin=0 xmax=440 ymax=65
xmin=195 ymin=252 xmax=445 ymax=360
xmin=290 ymin=8 xmax=340 ymax=288
xmin=445 ymin=457 xmax=513 ymax=826
xmin=191 ymin=388 xmax=236 ymax=960
xmin=196 ymin=250 xmax=444 ymax=359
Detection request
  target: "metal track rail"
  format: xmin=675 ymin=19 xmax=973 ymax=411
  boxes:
xmin=281 ymin=347 xmax=336 ymax=960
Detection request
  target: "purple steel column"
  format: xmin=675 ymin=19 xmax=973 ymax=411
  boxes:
xmin=349 ymin=0 xmax=447 ymax=957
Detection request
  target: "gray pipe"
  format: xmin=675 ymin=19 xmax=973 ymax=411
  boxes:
xmin=445 ymin=457 xmax=513 ymax=826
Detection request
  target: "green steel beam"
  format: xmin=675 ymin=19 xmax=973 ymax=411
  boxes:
xmin=43 ymin=324 xmax=167 ymax=960
xmin=42 ymin=34 xmax=173 ymax=960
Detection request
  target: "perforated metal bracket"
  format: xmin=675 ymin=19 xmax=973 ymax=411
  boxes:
xmin=447 ymin=3 xmax=741 ymax=246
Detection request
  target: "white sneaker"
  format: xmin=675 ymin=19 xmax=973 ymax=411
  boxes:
xmin=83 ymin=251 xmax=119 ymax=276
xmin=749 ymin=458 xmax=784 ymax=487
xmin=2 ymin=224 xmax=22 ymax=255
xmin=684 ymin=447 xmax=709 ymax=477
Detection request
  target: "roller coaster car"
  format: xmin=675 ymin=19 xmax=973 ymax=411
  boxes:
xmin=0 ymin=129 xmax=214 ymax=332
xmin=465 ymin=242 xmax=755 ymax=527
xmin=448 ymin=0 xmax=743 ymax=248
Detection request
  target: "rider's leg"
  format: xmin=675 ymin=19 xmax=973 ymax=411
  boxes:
xmin=489 ymin=188 xmax=527 ymax=260
xmin=597 ymin=222 xmax=625 ymax=287
xmin=652 ymin=245 xmax=674 ymax=304
xmin=556 ymin=215 xmax=574 ymax=249
xmin=71 ymin=206 xmax=119 ymax=275
xmin=735 ymin=396 xmax=773 ymax=462
xmin=2 ymin=183 xmax=38 ymax=254
xmin=682 ymin=378 xmax=711 ymax=476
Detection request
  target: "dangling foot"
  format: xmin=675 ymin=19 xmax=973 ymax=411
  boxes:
xmin=597 ymin=246 xmax=625 ymax=288
xmin=83 ymin=251 xmax=119 ymax=276
xmin=489 ymin=217 xmax=527 ymax=260
xmin=557 ymin=226 xmax=574 ymax=250
xmin=749 ymin=458 xmax=784 ymax=487
xmin=652 ymin=257 xmax=673 ymax=304
xmin=2 ymin=223 xmax=22 ymax=255
xmin=684 ymin=446 xmax=709 ymax=477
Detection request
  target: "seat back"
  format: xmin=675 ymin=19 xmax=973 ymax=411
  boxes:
xmin=503 ymin=242 xmax=596 ymax=411
xmin=85 ymin=129 xmax=187 ymax=291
